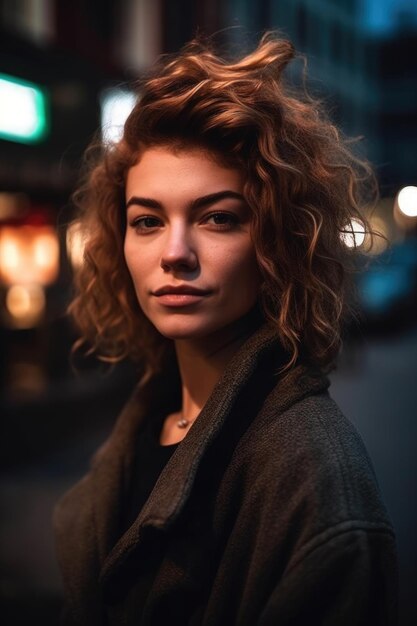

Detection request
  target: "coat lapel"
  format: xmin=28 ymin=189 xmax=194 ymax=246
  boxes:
xmin=95 ymin=320 xmax=329 ymax=589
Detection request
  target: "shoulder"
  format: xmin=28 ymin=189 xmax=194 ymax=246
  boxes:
xmin=233 ymin=386 xmax=393 ymax=535
xmin=53 ymin=473 xmax=96 ymax=552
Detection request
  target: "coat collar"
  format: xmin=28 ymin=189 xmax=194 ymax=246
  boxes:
xmin=96 ymin=319 xmax=329 ymax=589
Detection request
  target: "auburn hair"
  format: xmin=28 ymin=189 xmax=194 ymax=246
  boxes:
xmin=69 ymin=32 xmax=377 ymax=383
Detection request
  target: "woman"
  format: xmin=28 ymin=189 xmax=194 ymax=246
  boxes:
xmin=54 ymin=34 xmax=398 ymax=625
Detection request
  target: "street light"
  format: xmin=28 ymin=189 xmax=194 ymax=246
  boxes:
xmin=394 ymin=186 xmax=417 ymax=230
xmin=0 ymin=222 xmax=59 ymax=328
xmin=397 ymin=186 xmax=417 ymax=218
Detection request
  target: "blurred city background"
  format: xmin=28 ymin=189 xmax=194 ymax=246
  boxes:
xmin=0 ymin=0 xmax=416 ymax=624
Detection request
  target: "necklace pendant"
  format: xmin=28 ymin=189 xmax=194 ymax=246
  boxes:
xmin=177 ymin=418 xmax=189 ymax=429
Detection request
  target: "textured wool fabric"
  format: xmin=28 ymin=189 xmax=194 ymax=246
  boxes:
xmin=54 ymin=321 xmax=398 ymax=625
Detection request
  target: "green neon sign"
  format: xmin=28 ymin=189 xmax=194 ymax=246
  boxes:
xmin=0 ymin=73 xmax=49 ymax=144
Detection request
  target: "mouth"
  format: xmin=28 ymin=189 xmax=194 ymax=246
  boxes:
xmin=153 ymin=285 xmax=211 ymax=296
xmin=152 ymin=284 xmax=212 ymax=307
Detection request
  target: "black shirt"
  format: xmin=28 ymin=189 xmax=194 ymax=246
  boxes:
xmin=123 ymin=413 xmax=180 ymax=532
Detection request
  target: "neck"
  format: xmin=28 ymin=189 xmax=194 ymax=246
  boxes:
xmin=174 ymin=305 xmax=264 ymax=421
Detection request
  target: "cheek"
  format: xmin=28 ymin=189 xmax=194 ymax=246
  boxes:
xmin=123 ymin=237 xmax=133 ymax=268
xmin=124 ymin=235 xmax=148 ymax=270
xmin=216 ymin=242 xmax=260 ymax=290
xmin=124 ymin=242 xmax=146 ymax=291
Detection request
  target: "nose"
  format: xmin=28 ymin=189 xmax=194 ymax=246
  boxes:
xmin=160 ymin=223 xmax=198 ymax=272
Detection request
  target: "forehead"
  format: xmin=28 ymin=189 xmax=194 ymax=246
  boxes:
xmin=125 ymin=145 xmax=245 ymax=197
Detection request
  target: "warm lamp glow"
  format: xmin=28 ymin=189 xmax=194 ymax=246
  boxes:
xmin=66 ymin=221 xmax=86 ymax=269
xmin=0 ymin=224 xmax=59 ymax=285
xmin=6 ymin=284 xmax=46 ymax=328
xmin=33 ymin=232 xmax=59 ymax=269
xmin=2 ymin=238 xmax=20 ymax=268
xmin=366 ymin=216 xmax=389 ymax=255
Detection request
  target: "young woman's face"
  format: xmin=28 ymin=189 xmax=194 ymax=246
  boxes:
xmin=124 ymin=146 xmax=262 ymax=342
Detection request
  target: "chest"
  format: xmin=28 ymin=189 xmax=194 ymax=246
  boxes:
xmin=103 ymin=457 xmax=269 ymax=626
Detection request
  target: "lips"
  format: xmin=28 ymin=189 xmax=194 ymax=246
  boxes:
xmin=153 ymin=285 xmax=211 ymax=308
xmin=153 ymin=285 xmax=211 ymax=296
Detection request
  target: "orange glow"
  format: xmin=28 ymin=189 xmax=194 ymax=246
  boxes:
xmin=5 ymin=284 xmax=46 ymax=328
xmin=66 ymin=221 xmax=85 ymax=268
xmin=365 ymin=216 xmax=389 ymax=255
xmin=0 ymin=224 xmax=59 ymax=285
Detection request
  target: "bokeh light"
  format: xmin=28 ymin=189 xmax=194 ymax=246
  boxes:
xmin=66 ymin=221 xmax=86 ymax=269
xmin=5 ymin=283 xmax=46 ymax=328
xmin=0 ymin=224 xmax=59 ymax=286
xmin=341 ymin=218 xmax=366 ymax=248
xmin=397 ymin=186 xmax=417 ymax=217
xmin=365 ymin=215 xmax=390 ymax=255
xmin=100 ymin=88 xmax=137 ymax=144
xmin=0 ymin=73 xmax=48 ymax=143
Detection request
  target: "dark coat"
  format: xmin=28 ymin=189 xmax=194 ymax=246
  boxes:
xmin=54 ymin=322 xmax=398 ymax=625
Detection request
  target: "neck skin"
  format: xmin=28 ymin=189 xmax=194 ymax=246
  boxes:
xmin=173 ymin=306 xmax=263 ymax=421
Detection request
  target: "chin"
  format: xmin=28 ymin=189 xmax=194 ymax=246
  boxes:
xmin=149 ymin=310 xmax=257 ymax=343
xmin=153 ymin=320 xmax=219 ymax=341
xmin=146 ymin=309 xmax=227 ymax=339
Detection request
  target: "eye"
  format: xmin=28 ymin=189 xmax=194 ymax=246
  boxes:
xmin=203 ymin=212 xmax=239 ymax=228
xmin=130 ymin=216 xmax=162 ymax=231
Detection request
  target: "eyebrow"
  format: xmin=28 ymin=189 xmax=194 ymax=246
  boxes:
xmin=125 ymin=190 xmax=246 ymax=212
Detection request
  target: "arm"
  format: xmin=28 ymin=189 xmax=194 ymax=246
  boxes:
xmin=258 ymin=526 xmax=398 ymax=626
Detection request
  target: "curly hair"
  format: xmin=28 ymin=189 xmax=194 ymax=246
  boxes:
xmin=69 ymin=32 xmax=377 ymax=383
